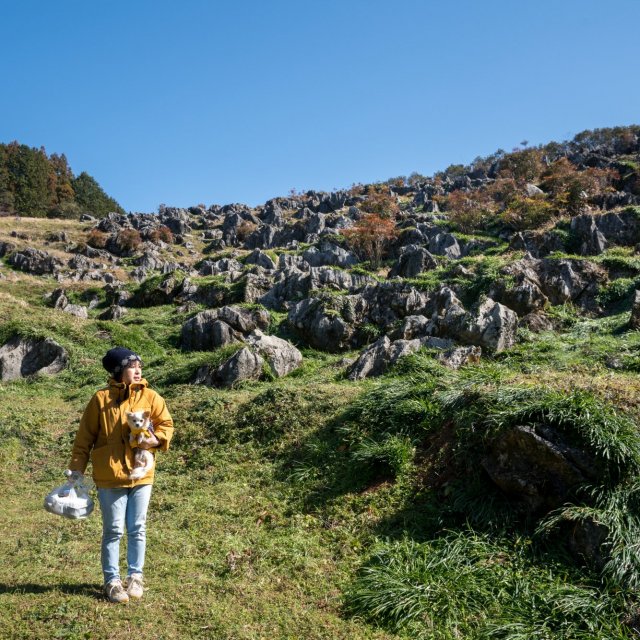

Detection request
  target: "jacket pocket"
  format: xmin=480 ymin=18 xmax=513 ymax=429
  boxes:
xmin=91 ymin=444 xmax=125 ymax=484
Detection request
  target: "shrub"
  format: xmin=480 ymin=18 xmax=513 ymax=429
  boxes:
xmin=236 ymin=220 xmax=257 ymax=241
xmin=596 ymin=278 xmax=637 ymax=306
xmin=359 ymin=184 xmax=400 ymax=217
xmin=87 ymin=228 xmax=108 ymax=249
xmin=148 ymin=225 xmax=174 ymax=244
xmin=47 ymin=200 xmax=83 ymax=220
xmin=497 ymin=147 xmax=544 ymax=183
xmin=501 ymin=196 xmax=555 ymax=230
xmin=541 ymin=158 xmax=619 ymax=214
xmin=343 ymin=214 xmax=397 ymax=267
xmin=443 ymin=189 xmax=496 ymax=232
xmin=116 ymin=228 xmax=142 ymax=252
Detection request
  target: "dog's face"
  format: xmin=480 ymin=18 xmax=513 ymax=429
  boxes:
xmin=126 ymin=410 xmax=150 ymax=430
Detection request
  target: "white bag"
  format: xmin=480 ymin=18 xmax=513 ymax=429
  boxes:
xmin=44 ymin=472 xmax=94 ymax=520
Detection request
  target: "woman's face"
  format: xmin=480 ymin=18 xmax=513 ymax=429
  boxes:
xmin=121 ymin=360 xmax=142 ymax=385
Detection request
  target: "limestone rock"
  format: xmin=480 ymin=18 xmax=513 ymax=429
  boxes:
xmin=630 ymin=290 xmax=640 ymax=330
xmin=481 ymin=424 xmax=599 ymax=512
xmin=246 ymin=330 xmax=303 ymax=377
xmin=194 ymin=347 xmax=264 ymax=388
xmin=181 ymin=305 xmax=270 ymax=351
xmin=0 ymin=336 xmax=68 ymax=381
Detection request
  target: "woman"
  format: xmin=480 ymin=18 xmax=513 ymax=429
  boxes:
xmin=68 ymin=347 xmax=174 ymax=603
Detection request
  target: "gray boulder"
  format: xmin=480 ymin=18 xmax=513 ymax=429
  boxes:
xmin=302 ymin=242 xmax=358 ymax=268
xmin=246 ymin=330 xmax=303 ymax=377
xmin=198 ymin=257 xmax=243 ymax=277
xmin=243 ymin=271 xmax=276 ymax=304
xmin=537 ymin=258 xmax=605 ymax=307
xmin=245 ymin=249 xmax=276 ymax=270
xmin=8 ymin=248 xmax=61 ymax=275
xmin=481 ymin=424 xmax=598 ymax=512
xmin=570 ymin=209 xmax=640 ymax=255
xmin=630 ymin=290 xmax=640 ymax=330
xmin=62 ymin=304 xmax=89 ymax=319
xmin=431 ymin=289 xmax=518 ymax=352
xmin=347 ymin=336 xmax=422 ymax=380
xmin=429 ymin=232 xmax=461 ymax=259
xmin=0 ymin=336 xmax=68 ymax=381
xmin=181 ymin=305 xmax=270 ymax=351
xmin=194 ymin=347 xmax=264 ymax=388
xmin=288 ymin=295 xmax=358 ymax=352
xmin=98 ymin=305 xmax=127 ymax=321
xmin=437 ymin=345 xmax=482 ymax=369
xmin=308 ymin=266 xmax=374 ymax=293
xmin=389 ymin=245 xmax=438 ymax=278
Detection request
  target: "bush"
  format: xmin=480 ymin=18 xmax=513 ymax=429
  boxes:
xmin=116 ymin=228 xmax=142 ymax=252
xmin=148 ymin=225 xmax=174 ymax=244
xmin=359 ymin=184 xmax=400 ymax=217
xmin=443 ymin=189 xmax=496 ymax=233
xmin=87 ymin=228 xmax=108 ymax=249
xmin=596 ymin=278 xmax=637 ymax=306
xmin=343 ymin=214 xmax=397 ymax=267
xmin=501 ymin=196 xmax=555 ymax=230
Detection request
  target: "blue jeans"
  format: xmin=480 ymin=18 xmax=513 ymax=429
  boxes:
xmin=97 ymin=485 xmax=152 ymax=584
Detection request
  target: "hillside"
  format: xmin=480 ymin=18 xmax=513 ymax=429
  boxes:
xmin=1 ymin=125 xmax=640 ymax=639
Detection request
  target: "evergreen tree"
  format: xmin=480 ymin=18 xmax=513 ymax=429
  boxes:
xmin=72 ymin=171 xmax=124 ymax=217
xmin=5 ymin=142 xmax=50 ymax=216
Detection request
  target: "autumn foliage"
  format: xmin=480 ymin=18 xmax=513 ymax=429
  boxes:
xmin=343 ymin=214 xmax=398 ymax=267
xmin=441 ymin=189 xmax=496 ymax=233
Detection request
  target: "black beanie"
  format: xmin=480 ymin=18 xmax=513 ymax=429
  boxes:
xmin=102 ymin=347 xmax=142 ymax=377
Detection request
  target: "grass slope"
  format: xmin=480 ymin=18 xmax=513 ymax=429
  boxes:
xmin=1 ymin=215 xmax=640 ymax=639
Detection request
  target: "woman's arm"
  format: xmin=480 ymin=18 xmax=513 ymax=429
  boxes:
xmin=68 ymin=394 xmax=101 ymax=473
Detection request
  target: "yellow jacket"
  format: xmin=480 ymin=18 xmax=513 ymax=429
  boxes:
xmin=68 ymin=378 xmax=174 ymax=488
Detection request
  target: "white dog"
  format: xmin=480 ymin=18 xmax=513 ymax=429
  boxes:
xmin=126 ymin=410 xmax=155 ymax=480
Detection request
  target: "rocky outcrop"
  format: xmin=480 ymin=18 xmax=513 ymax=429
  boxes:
xmin=246 ymin=330 xmax=303 ymax=377
xmin=481 ymin=424 xmax=599 ymax=512
xmin=630 ymin=290 xmax=640 ymax=330
xmin=181 ymin=305 xmax=270 ymax=351
xmin=492 ymin=257 xmax=606 ymax=314
xmin=288 ymin=295 xmax=359 ymax=352
xmin=194 ymin=347 xmax=264 ymax=388
xmin=429 ymin=288 xmax=518 ymax=352
xmin=8 ymin=249 xmax=61 ymax=275
xmin=570 ymin=208 xmax=640 ymax=255
xmin=347 ymin=336 xmax=422 ymax=380
xmin=302 ymin=242 xmax=358 ymax=268
xmin=0 ymin=336 xmax=69 ymax=381
xmin=389 ymin=245 xmax=437 ymax=278
xmin=45 ymin=288 xmax=89 ymax=319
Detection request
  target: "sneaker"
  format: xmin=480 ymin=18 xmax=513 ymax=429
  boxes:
xmin=125 ymin=572 xmax=144 ymax=599
xmin=104 ymin=578 xmax=129 ymax=604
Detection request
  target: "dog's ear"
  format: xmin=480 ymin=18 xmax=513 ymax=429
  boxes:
xmin=125 ymin=411 xmax=133 ymax=418
xmin=143 ymin=410 xmax=151 ymax=419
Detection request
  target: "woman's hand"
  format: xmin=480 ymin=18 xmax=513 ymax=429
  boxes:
xmin=137 ymin=433 xmax=160 ymax=450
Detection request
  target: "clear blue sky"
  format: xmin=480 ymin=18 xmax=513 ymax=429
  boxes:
xmin=1 ymin=0 xmax=639 ymax=213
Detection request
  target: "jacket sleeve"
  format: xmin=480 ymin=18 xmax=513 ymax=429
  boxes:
xmin=68 ymin=394 xmax=101 ymax=474
xmin=150 ymin=392 xmax=174 ymax=452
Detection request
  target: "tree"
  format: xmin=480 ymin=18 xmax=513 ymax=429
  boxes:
xmin=343 ymin=214 xmax=397 ymax=268
xmin=5 ymin=142 xmax=50 ymax=216
xmin=72 ymin=172 xmax=124 ymax=217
